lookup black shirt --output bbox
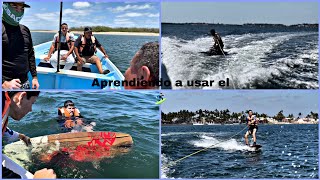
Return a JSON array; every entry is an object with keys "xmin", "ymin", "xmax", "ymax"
[
  {"xmin": 2, "ymin": 21, "xmax": 37, "ymax": 83},
  {"xmin": 74, "ymin": 35, "xmax": 101, "ymax": 56}
]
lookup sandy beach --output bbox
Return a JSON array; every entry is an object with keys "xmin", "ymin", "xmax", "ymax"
[{"xmin": 31, "ymin": 30, "xmax": 159, "ymax": 36}]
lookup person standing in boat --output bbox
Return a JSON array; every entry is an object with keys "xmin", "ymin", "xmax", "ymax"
[
  {"xmin": 44, "ymin": 23, "xmax": 75, "ymax": 70},
  {"xmin": 124, "ymin": 42, "xmax": 159, "ymax": 89},
  {"xmin": 74, "ymin": 27, "xmax": 110, "ymax": 74},
  {"xmin": 209, "ymin": 29, "xmax": 224, "ymax": 55},
  {"xmin": 244, "ymin": 110, "xmax": 258, "ymax": 146},
  {"xmin": 2, "ymin": 91, "xmax": 56, "ymax": 178},
  {"xmin": 2, "ymin": 2, "xmax": 39, "ymax": 90}
]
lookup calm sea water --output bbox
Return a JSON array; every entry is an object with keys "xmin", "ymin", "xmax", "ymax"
[
  {"xmin": 162, "ymin": 24, "xmax": 318, "ymax": 89},
  {"xmin": 31, "ymin": 32, "xmax": 159, "ymax": 74},
  {"xmin": 5, "ymin": 91, "xmax": 160, "ymax": 178},
  {"xmin": 162, "ymin": 124, "xmax": 318, "ymax": 179}
]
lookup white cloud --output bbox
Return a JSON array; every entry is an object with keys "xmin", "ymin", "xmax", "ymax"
[
  {"xmin": 34, "ymin": 12, "xmax": 60, "ymax": 21},
  {"xmin": 117, "ymin": 12, "xmax": 159, "ymax": 18},
  {"xmin": 40, "ymin": 8, "xmax": 47, "ymax": 11},
  {"xmin": 147, "ymin": 13, "xmax": 159, "ymax": 18},
  {"xmin": 64, "ymin": 8, "xmax": 92, "ymax": 17},
  {"xmin": 108, "ymin": 4, "xmax": 152, "ymax": 13},
  {"xmin": 72, "ymin": 2, "xmax": 91, "ymax": 9}
]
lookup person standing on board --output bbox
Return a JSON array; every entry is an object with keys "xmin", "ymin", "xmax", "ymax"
[
  {"xmin": 244, "ymin": 110, "xmax": 258, "ymax": 146},
  {"xmin": 2, "ymin": 91, "xmax": 56, "ymax": 178},
  {"xmin": 44, "ymin": 23, "xmax": 75, "ymax": 70},
  {"xmin": 74, "ymin": 27, "xmax": 110, "ymax": 74},
  {"xmin": 209, "ymin": 29, "xmax": 224, "ymax": 55},
  {"xmin": 124, "ymin": 42, "xmax": 159, "ymax": 89},
  {"xmin": 2, "ymin": 2, "xmax": 39, "ymax": 90}
]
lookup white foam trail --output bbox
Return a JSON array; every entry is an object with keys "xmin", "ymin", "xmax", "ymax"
[
  {"xmin": 161, "ymin": 154, "xmax": 176, "ymax": 179},
  {"xmin": 190, "ymin": 135, "xmax": 254, "ymax": 151},
  {"xmin": 163, "ymin": 32, "xmax": 317, "ymax": 89}
]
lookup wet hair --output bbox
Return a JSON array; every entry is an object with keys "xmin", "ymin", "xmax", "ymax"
[
  {"xmin": 64, "ymin": 100, "xmax": 74, "ymax": 107},
  {"xmin": 210, "ymin": 29, "xmax": 216, "ymax": 35},
  {"xmin": 248, "ymin": 110, "xmax": 253, "ymax": 113},
  {"xmin": 133, "ymin": 42, "xmax": 159, "ymax": 81},
  {"xmin": 61, "ymin": 23, "xmax": 68, "ymax": 27}
]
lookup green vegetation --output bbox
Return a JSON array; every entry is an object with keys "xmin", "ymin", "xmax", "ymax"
[
  {"xmin": 69, "ymin": 26, "xmax": 159, "ymax": 33},
  {"xmin": 162, "ymin": 109, "xmax": 318, "ymax": 125}
]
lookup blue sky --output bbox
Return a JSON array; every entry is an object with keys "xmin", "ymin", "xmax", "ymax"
[
  {"xmin": 161, "ymin": 91, "xmax": 318, "ymax": 117},
  {"xmin": 162, "ymin": 2, "xmax": 318, "ymax": 25},
  {"xmin": 19, "ymin": 1, "xmax": 159, "ymax": 30}
]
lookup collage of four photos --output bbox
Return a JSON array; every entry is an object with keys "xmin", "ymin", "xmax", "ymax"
[{"xmin": 1, "ymin": 0, "xmax": 319, "ymax": 179}]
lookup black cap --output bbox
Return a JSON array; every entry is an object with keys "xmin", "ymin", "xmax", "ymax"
[
  {"xmin": 84, "ymin": 27, "xmax": 92, "ymax": 32},
  {"xmin": 6, "ymin": 2, "xmax": 31, "ymax": 8}
]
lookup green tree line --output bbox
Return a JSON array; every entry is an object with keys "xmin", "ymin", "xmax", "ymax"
[
  {"xmin": 162, "ymin": 109, "xmax": 318, "ymax": 124},
  {"xmin": 69, "ymin": 26, "xmax": 159, "ymax": 33}
]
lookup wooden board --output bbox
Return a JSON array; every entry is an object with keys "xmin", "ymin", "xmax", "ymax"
[{"xmin": 3, "ymin": 131, "xmax": 133, "ymax": 168}]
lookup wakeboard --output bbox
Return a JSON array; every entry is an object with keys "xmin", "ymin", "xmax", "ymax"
[
  {"xmin": 249, "ymin": 144, "xmax": 262, "ymax": 150},
  {"xmin": 156, "ymin": 98, "xmax": 167, "ymax": 105}
]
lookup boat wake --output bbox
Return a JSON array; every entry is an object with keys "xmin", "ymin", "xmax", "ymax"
[
  {"xmin": 190, "ymin": 135, "xmax": 255, "ymax": 151},
  {"xmin": 162, "ymin": 32, "xmax": 318, "ymax": 89}
]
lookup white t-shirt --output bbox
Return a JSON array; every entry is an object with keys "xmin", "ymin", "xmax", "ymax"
[{"xmin": 52, "ymin": 32, "xmax": 75, "ymax": 43}]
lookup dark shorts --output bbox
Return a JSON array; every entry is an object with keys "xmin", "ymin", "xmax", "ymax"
[{"xmin": 248, "ymin": 125, "xmax": 258, "ymax": 134}]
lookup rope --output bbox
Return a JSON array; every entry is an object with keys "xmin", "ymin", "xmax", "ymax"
[{"xmin": 164, "ymin": 126, "xmax": 248, "ymax": 168}]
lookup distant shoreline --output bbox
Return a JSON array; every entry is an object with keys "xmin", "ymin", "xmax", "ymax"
[
  {"xmin": 162, "ymin": 123, "xmax": 318, "ymax": 126},
  {"xmin": 161, "ymin": 22, "xmax": 318, "ymax": 27},
  {"xmin": 30, "ymin": 30, "xmax": 159, "ymax": 37}
]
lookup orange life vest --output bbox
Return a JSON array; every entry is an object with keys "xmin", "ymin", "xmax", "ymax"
[
  {"xmin": 2, "ymin": 92, "xmax": 11, "ymax": 135},
  {"xmin": 58, "ymin": 107, "xmax": 80, "ymax": 118},
  {"xmin": 79, "ymin": 35, "xmax": 96, "ymax": 53},
  {"xmin": 54, "ymin": 32, "xmax": 72, "ymax": 51}
]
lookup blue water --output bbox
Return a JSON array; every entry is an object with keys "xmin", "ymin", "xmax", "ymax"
[
  {"xmin": 162, "ymin": 24, "xmax": 318, "ymax": 89},
  {"xmin": 6, "ymin": 91, "xmax": 160, "ymax": 178},
  {"xmin": 162, "ymin": 124, "xmax": 318, "ymax": 178},
  {"xmin": 31, "ymin": 32, "xmax": 159, "ymax": 74}
]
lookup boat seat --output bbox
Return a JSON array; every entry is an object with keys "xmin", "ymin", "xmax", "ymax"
[{"xmin": 39, "ymin": 54, "xmax": 92, "ymax": 68}]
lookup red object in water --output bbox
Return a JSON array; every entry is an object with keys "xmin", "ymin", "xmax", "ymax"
[{"xmin": 42, "ymin": 132, "xmax": 119, "ymax": 162}]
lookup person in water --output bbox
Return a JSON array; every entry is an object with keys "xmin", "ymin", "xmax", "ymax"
[
  {"xmin": 2, "ymin": 2, "xmax": 39, "ymax": 89},
  {"xmin": 244, "ymin": 110, "xmax": 258, "ymax": 146},
  {"xmin": 209, "ymin": 29, "xmax": 224, "ymax": 55},
  {"xmin": 2, "ymin": 91, "xmax": 56, "ymax": 178},
  {"xmin": 44, "ymin": 23, "xmax": 75, "ymax": 70},
  {"xmin": 58, "ymin": 100, "xmax": 83, "ymax": 131}
]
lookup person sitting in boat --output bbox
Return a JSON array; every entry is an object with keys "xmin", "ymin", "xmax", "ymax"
[
  {"xmin": 44, "ymin": 23, "xmax": 75, "ymax": 70},
  {"xmin": 74, "ymin": 27, "xmax": 109, "ymax": 74},
  {"xmin": 244, "ymin": 110, "xmax": 258, "ymax": 146},
  {"xmin": 209, "ymin": 29, "xmax": 224, "ymax": 55},
  {"xmin": 58, "ymin": 100, "xmax": 83, "ymax": 130},
  {"xmin": 124, "ymin": 42, "xmax": 159, "ymax": 89}
]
